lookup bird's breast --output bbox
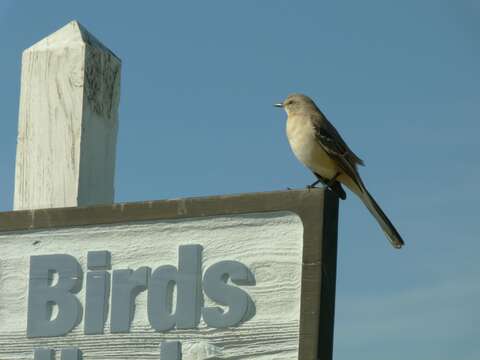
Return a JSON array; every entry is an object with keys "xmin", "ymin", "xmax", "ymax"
[{"xmin": 286, "ymin": 115, "xmax": 338, "ymax": 178}]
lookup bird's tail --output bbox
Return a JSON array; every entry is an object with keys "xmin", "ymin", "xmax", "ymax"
[{"xmin": 357, "ymin": 189, "xmax": 405, "ymax": 249}]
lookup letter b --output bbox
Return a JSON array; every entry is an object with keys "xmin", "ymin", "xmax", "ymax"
[{"xmin": 27, "ymin": 254, "xmax": 83, "ymax": 337}]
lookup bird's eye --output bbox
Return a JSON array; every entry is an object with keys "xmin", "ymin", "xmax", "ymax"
[{"xmin": 286, "ymin": 100, "xmax": 294, "ymax": 105}]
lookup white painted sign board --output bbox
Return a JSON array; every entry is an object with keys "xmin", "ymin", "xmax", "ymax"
[{"xmin": 0, "ymin": 190, "xmax": 338, "ymax": 360}]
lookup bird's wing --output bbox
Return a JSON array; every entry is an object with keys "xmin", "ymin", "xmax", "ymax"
[
  {"xmin": 311, "ymin": 111, "xmax": 366, "ymax": 193},
  {"xmin": 311, "ymin": 110, "xmax": 405, "ymax": 249}
]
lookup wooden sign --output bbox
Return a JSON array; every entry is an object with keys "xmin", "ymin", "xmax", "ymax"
[{"xmin": 0, "ymin": 189, "xmax": 338, "ymax": 360}]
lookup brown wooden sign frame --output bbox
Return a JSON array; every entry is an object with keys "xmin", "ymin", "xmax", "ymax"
[{"xmin": 0, "ymin": 188, "xmax": 338, "ymax": 360}]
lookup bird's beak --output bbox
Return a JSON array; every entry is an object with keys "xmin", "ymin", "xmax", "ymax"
[{"xmin": 274, "ymin": 103, "xmax": 283, "ymax": 108}]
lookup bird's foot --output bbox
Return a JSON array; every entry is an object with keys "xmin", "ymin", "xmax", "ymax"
[{"xmin": 325, "ymin": 182, "xmax": 347, "ymax": 200}]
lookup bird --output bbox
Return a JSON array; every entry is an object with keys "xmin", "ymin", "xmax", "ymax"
[{"xmin": 275, "ymin": 93, "xmax": 404, "ymax": 249}]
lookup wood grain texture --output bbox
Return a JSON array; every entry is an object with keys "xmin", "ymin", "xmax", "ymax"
[
  {"xmin": 0, "ymin": 189, "xmax": 339, "ymax": 360},
  {"xmin": 14, "ymin": 20, "xmax": 120, "ymax": 211},
  {"xmin": 0, "ymin": 212, "xmax": 304, "ymax": 359}
]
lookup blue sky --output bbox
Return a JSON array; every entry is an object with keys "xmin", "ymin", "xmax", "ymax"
[{"xmin": 0, "ymin": 1, "xmax": 478, "ymax": 359}]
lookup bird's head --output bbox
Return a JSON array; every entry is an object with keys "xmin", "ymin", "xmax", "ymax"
[{"xmin": 274, "ymin": 93, "xmax": 319, "ymax": 116}]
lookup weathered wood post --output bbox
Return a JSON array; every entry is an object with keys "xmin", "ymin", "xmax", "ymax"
[
  {"xmin": 14, "ymin": 20, "xmax": 121, "ymax": 210},
  {"xmin": 0, "ymin": 20, "xmax": 339, "ymax": 360}
]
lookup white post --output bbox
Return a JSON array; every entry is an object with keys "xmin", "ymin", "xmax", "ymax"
[{"xmin": 14, "ymin": 20, "xmax": 121, "ymax": 210}]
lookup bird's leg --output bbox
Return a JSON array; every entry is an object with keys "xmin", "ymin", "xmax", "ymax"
[
  {"xmin": 308, "ymin": 173, "xmax": 328, "ymax": 189},
  {"xmin": 329, "ymin": 182, "xmax": 347, "ymax": 200},
  {"xmin": 326, "ymin": 172, "xmax": 340, "ymax": 187},
  {"xmin": 307, "ymin": 178, "xmax": 322, "ymax": 189},
  {"xmin": 311, "ymin": 172, "xmax": 347, "ymax": 200},
  {"xmin": 326, "ymin": 172, "xmax": 347, "ymax": 200}
]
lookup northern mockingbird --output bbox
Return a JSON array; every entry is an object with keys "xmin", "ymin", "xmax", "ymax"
[{"xmin": 275, "ymin": 93, "xmax": 404, "ymax": 249}]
